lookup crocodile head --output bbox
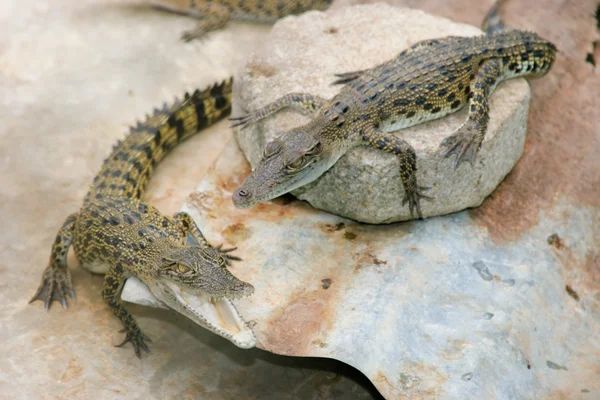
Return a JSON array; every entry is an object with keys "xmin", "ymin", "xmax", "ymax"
[
  {"xmin": 146, "ymin": 245, "xmax": 256, "ymax": 349},
  {"xmin": 233, "ymin": 127, "xmax": 338, "ymax": 208}
]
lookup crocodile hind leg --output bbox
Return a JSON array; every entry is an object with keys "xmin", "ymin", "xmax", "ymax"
[
  {"xmin": 362, "ymin": 128, "xmax": 432, "ymax": 219},
  {"xmin": 103, "ymin": 263, "xmax": 152, "ymax": 358},
  {"xmin": 173, "ymin": 212, "xmax": 241, "ymax": 265},
  {"xmin": 229, "ymin": 93, "xmax": 327, "ymax": 129},
  {"xmin": 30, "ymin": 213, "xmax": 78, "ymax": 310},
  {"xmin": 439, "ymin": 58, "xmax": 503, "ymax": 169},
  {"xmin": 151, "ymin": 0, "xmax": 232, "ymax": 41}
]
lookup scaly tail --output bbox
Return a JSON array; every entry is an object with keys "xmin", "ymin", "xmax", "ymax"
[
  {"xmin": 482, "ymin": 0, "xmax": 508, "ymax": 34},
  {"xmin": 85, "ymin": 78, "xmax": 234, "ymax": 203}
]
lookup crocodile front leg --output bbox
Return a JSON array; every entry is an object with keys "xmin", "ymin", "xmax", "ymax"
[
  {"xmin": 151, "ymin": 0, "xmax": 232, "ymax": 41},
  {"xmin": 103, "ymin": 263, "xmax": 152, "ymax": 358},
  {"xmin": 30, "ymin": 213, "xmax": 78, "ymax": 310},
  {"xmin": 179, "ymin": 2, "xmax": 232, "ymax": 42},
  {"xmin": 439, "ymin": 58, "xmax": 503, "ymax": 169},
  {"xmin": 173, "ymin": 212, "xmax": 241, "ymax": 265},
  {"xmin": 362, "ymin": 127, "xmax": 432, "ymax": 218},
  {"xmin": 230, "ymin": 93, "xmax": 327, "ymax": 129}
]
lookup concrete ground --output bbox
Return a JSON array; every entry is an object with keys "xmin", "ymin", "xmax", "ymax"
[{"xmin": 0, "ymin": 0, "xmax": 381, "ymax": 398}]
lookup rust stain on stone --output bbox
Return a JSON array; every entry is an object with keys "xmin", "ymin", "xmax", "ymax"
[
  {"xmin": 60, "ymin": 356, "xmax": 84, "ymax": 383},
  {"xmin": 460, "ymin": 0, "xmax": 600, "ymax": 243},
  {"xmin": 373, "ymin": 372, "xmax": 401, "ymax": 399},
  {"xmin": 260, "ymin": 283, "xmax": 336, "ymax": 356},
  {"xmin": 582, "ymin": 251, "xmax": 600, "ymax": 287},
  {"xmin": 221, "ymin": 222, "xmax": 252, "ymax": 244},
  {"xmin": 219, "ymin": 173, "xmax": 246, "ymax": 194},
  {"xmin": 247, "ymin": 62, "xmax": 278, "ymax": 78},
  {"xmin": 374, "ymin": 364, "xmax": 448, "ymax": 399}
]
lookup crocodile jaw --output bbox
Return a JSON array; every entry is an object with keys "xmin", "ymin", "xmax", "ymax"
[{"xmin": 154, "ymin": 280, "xmax": 256, "ymax": 349}]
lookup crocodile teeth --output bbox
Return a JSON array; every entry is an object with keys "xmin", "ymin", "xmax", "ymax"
[{"xmin": 159, "ymin": 281, "xmax": 256, "ymax": 349}]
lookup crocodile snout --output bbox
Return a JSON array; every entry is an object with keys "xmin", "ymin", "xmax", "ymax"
[{"xmin": 232, "ymin": 188, "xmax": 253, "ymax": 208}]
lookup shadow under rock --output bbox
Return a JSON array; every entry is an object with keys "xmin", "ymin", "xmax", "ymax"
[{"xmin": 132, "ymin": 306, "xmax": 383, "ymax": 399}]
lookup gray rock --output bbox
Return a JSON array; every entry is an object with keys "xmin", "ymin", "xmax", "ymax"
[
  {"xmin": 233, "ymin": 4, "xmax": 530, "ymax": 223},
  {"xmin": 123, "ymin": 139, "xmax": 600, "ymax": 399}
]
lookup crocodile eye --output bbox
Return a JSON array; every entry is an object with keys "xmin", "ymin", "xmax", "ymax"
[
  {"xmin": 217, "ymin": 256, "xmax": 226, "ymax": 266},
  {"xmin": 177, "ymin": 264, "xmax": 191, "ymax": 274},
  {"xmin": 287, "ymin": 156, "xmax": 305, "ymax": 170},
  {"xmin": 263, "ymin": 140, "xmax": 283, "ymax": 159},
  {"xmin": 306, "ymin": 142, "xmax": 322, "ymax": 155}
]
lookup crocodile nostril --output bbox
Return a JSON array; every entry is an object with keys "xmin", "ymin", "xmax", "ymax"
[{"xmin": 237, "ymin": 190, "xmax": 249, "ymax": 197}]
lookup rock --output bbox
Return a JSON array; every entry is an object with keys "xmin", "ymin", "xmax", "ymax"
[
  {"xmin": 123, "ymin": 138, "xmax": 600, "ymax": 399},
  {"xmin": 122, "ymin": 276, "xmax": 170, "ymax": 310},
  {"xmin": 233, "ymin": 4, "xmax": 530, "ymax": 223}
]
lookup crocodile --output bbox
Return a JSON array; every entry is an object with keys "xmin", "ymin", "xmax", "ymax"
[
  {"xmin": 150, "ymin": 0, "xmax": 333, "ymax": 41},
  {"xmin": 30, "ymin": 79, "xmax": 256, "ymax": 358},
  {"xmin": 230, "ymin": 12, "xmax": 557, "ymax": 218}
]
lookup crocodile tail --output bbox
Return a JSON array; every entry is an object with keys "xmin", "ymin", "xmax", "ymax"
[
  {"xmin": 482, "ymin": 0, "xmax": 508, "ymax": 34},
  {"xmin": 85, "ymin": 78, "xmax": 234, "ymax": 203}
]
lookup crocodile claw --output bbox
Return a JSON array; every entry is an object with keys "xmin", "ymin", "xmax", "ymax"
[
  {"xmin": 116, "ymin": 328, "xmax": 152, "ymax": 359},
  {"xmin": 402, "ymin": 186, "xmax": 433, "ymax": 219},
  {"xmin": 439, "ymin": 131, "xmax": 482, "ymax": 169},
  {"xmin": 229, "ymin": 114, "xmax": 254, "ymax": 129},
  {"xmin": 331, "ymin": 69, "xmax": 366, "ymax": 85},
  {"xmin": 180, "ymin": 27, "xmax": 208, "ymax": 43},
  {"xmin": 215, "ymin": 243, "xmax": 242, "ymax": 265},
  {"xmin": 29, "ymin": 265, "xmax": 75, "ymax": 311}
]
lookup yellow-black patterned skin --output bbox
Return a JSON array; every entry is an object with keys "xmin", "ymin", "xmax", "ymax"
[
  {"xmin": 231, "ymin": 30, "xmax": 557, "ymax": 218},
  {"xmin": 152, "ymin": 0, "xmax": 332, "ymax": 41},
  {"xmin": 31, "ymin": 80, "xmax": 254, "ymax": 358}
]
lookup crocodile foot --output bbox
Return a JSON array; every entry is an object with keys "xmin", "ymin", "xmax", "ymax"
[
  {"xmin": 439, "ymin": 131, "xmax": 483, "ymax": 169},
  {"xmin": 402, "ymin": 186, "xmax": 433, "ymax": 219},
  {"xmin": 214, "ymin": 244, "xmax": 242, "ymax": 265},
  {"xmin": 116, "ymin": 327, "xmax": 152, "ymax": 359},
  {"xmin": 228, "ymin": 112, "xmax": 256, "ymax": 129},
  {"xmin": 29, "ymin": 265, "xmax": 75, "ymax": 310},
  {"xmin": 181, "ymin": 28, "xmax": 206, "ymax": 42}
]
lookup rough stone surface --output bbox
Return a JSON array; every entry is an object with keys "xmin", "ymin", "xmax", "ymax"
[
  {"xmin": 125, "ymin": 138, "xmax": 600, "ymax": 399},
  {"xmin": 233, "ymin": 4, "xmax": 530, "ymax": 224}
]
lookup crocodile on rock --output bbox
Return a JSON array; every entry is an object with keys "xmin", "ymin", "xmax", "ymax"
[{"xmin": 230, "ymin": 7, "xmax": 557, "ymax": 218}]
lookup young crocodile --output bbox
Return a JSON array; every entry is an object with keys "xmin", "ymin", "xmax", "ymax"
[
  {"xmin": 230, "ymin": 26, "xmax": 557, "ymax": 218},
  {"xmin": 30, "ymin": 79, "xmax": 256, "ymax": 357},
  {"xmin": 150, "ymin": 0, "xmax": 332, "ymax": 41}
]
